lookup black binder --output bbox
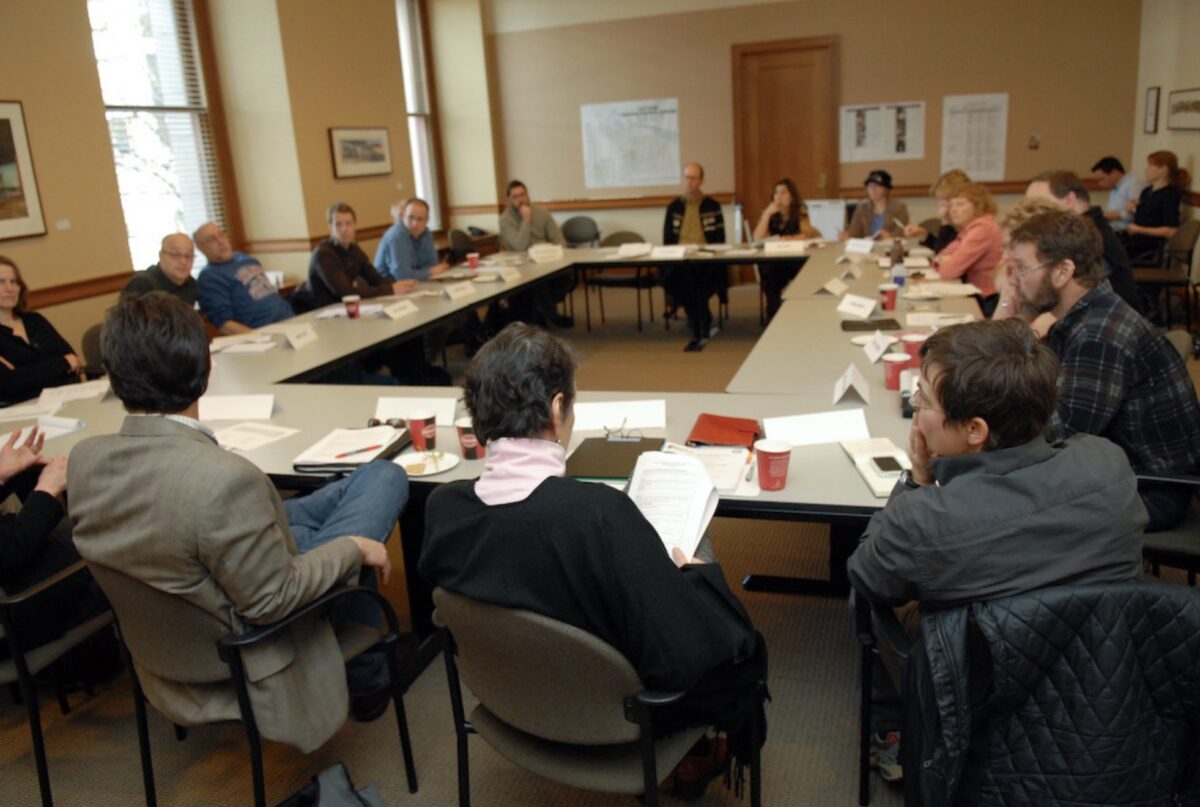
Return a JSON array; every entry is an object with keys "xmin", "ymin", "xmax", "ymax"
[{"xmin": 565, "ymin": 437, "xmax": 664, "ymax": 480}]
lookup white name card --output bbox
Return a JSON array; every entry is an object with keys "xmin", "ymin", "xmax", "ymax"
[
  {"xmin": 498, "ymin": 266, "xmax": 522, "ymax": 282},
  {"xmin": 284, "ymin": 324, "xmax": 317, "ymax": 350},
  {"xmin": 528, "ymin": 243, "xmax": 565, "ymax": 264},
  {"xmin": 650, "ymin": 245, "xmax": 689, "ymax": 260},
  {"xmin": 763, "ymin": 239, "xmax": 806, "ymax": 254},
  {"xmin": 878, "ymin": 257, "xmax": 893, "ymax": 269},
  {"xmin": 833, "ymin": 364, "xmax": 872, "ymax": 405},
  {"xmin": 904, "ymin": 256, "xmax": 931, "ymax": 268},
  {"xmin": 840, "ymin": 264, "xmax": 864, "ymax": 281},
  {"xmin": 845, "ymin": 238, "xmax": 875, "ymax": 255},
  {"xmin": 837, "ymin": 293, "xmax": 877, "ymax": 320},
  {"xmin": 818, "ymin": 277, "xmax": 849, "ymax": 296},
  {"xmin": 384, "ymin": 300, "xmax": 418, "ymax": 320},
  {"xmin": 443, "ymin": 280, "xmax": 477, "ymax": 301},
  {"xmin": 863, "ymin": 330, "xmax": 892, "ymax": 364}
]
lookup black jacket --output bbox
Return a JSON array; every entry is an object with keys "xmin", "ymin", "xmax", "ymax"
[
  {"xmin": 663, "ymin": 196, "xmax": 725, "ymax": 246},
  {"xmin": 1084, "ymin": 206, "xmax": 1142, "ymax": 313},
  {"xmin": 0, "ymin": 312, "xmax": 78, "ymax": 405}
]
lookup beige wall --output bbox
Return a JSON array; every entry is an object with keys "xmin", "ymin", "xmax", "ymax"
[{"xmin": 1132, "ymin": 0, "xmax": 1199, "ymax": 186}]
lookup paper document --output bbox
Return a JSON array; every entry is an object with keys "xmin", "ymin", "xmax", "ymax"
[
  {"xmin": 650, "ymin": 245, "xmax": 689, "ymax": 260},
  {"xmin": 615, "ymin": 242, "xmax": 653, "ymax": 259},
  {"xmin": 199, "ymin": 394, "xmax": 275, "ymax": 421},
  {"xmin": 293, "ymin": 426, "xmax": 408, "ymax": 472},
  {"xmin": 0, "ymin": 400, "xmax": 62, "ymax": 423},
  {"xmin": 841, "ymin": 438, "xmax": 912, "ymax": 497},
  {"xmin": 908, "ymin": 247, "xmax": 934, "ymax": 258},
  {"xmin": 763, "ymin": 408, "xmax": 870, "ymax": 447},
  {"xmin": 763, "ymin": 239, "xmax": 806, "ymax": 255},
  {"xmin": 903, "ymin": 257, "xmax": 931, "ymax": 268},
  {"xmin": 905, "ymin": 282, "xmax": 982, "ymax": 299},
  {"xmin": 662, "ymin": 442, "xmax": 751, "ymax": 494},
  {"xmin": 838, "ymin": 293, "xmax": 878, "ymax": 319},
  {"xmin": 210, "ymin": 333, "xmax": 274, "ymax": 353},
  {"xmin": 572, "ymin": 400, "xmax": 666, "ymax": 433},
  {"xmin": 221, "ymin": 340, "xmax": 278, "ymax": 354},
  {"xmin": 528, "ymin": 243, "xmax": 565, "ymax": 264},
  {"xmin": 213, "ymin": 422, "xmax": 300, "ymax": 452},
  {"xmin": 374, "ymin": 397, "xmax": 458, "ymax": 426},
  {"xmin": 844, "ymin": 238, "xmax": 875, "ymax": 255},
  {"xmin": 1, "ymin": 416, "xmax": 85, "ymax": 444},
  {"xmin": 627, "ymin": 452, "xmax": 718, "ymax": 560},
  {"xmin": 38, "ymin": 379, "xmax": 109, "ymax": 407}
]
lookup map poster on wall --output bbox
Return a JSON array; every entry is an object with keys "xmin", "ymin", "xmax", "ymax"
[
  {"xmin": 581, "ymin": 98, "xmax": 680, "ymax": 189},
  {"xmin": 838, "ymin": 101, "xmax": 925, "ymax": 163},
  {"xmin": 940, "ymin": 93, "xmax": 1008, "ymax": 182}
]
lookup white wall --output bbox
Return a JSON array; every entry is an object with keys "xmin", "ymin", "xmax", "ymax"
[{"xmin": 1132, "ymin": 0, "xmax": 1199, "ymax": 187}]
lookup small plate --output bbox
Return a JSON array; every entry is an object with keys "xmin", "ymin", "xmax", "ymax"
[
  {"xmin": 395, "ymin": 451, "xmax": 460, "ymax": 477},
  {"xmin": 850, "ymin": 334, "xmax": 899, "ymax": 346}
]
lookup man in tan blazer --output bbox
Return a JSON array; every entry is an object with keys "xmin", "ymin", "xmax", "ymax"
[{"xmin": 68, "ymin": 293, "xmax": 408, "ymax": 753}]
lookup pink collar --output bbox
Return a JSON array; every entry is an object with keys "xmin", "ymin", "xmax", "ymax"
[{"xmin": 474, "ymin": 437, "xmax": 566, "ymax": 505}]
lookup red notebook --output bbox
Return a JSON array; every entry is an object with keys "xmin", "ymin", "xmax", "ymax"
[{"xmin": 685, "ymin": 413, "xmax": 762, "ymax": 448}]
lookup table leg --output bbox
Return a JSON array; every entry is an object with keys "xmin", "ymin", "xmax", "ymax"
[
  {"xmin": 741, "ymin": 521, "xmax": 858, "ymax": 597},
  {"xmin": 399, "ymin": 484, "xmax": 436, "ymax": 638}
]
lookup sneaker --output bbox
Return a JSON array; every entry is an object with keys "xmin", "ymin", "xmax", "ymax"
[
  {"xmin": 673, "ymin": 735, "xmax": 729, "ymax": 801},
  {"xmin": 708, "ymin": 325, "xmax": 720, "ymax": 339},
  {"xmin": 870, "ymin": 731, "xmax": 903, "ymax": 782},
  {"xmin": 683, "ymin": 339, "xmax": 702, "ymax": 352}
]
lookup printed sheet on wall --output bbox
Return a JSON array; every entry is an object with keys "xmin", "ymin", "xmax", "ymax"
[
  {"xmin": 838, "ymin": 101, "xmax": 925, "ymax": 163},
  {"xmin": 581, "ymin": 98, "xmax": 681, "ymax": 189},
  {"xmin": 940, "ymin": 93, "xmax": 1008, "ymax": 181}
]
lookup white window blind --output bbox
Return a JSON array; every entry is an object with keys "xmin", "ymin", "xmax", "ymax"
[
  {"xmin": 88, "ymin": 0, "xmax": 225, "ymax": 270},
  {"xmin": 396, "ymin": 0, "xmax": 442, "ymax": 229}
]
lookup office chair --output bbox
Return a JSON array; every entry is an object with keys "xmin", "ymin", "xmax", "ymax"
[{"xmin": 580, "ymin": 230, "xmax": 657, "ymax": 332}]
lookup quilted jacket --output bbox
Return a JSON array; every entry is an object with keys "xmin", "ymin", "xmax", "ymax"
[{"xmin": 906, "ymin": 583, "xmax": 1200, "ymax": 806}]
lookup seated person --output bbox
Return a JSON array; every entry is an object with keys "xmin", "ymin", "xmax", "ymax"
[
  {"xmin": 752, "ymin": 177, "xmax": 820, "ymax": 321},
  {"xmin": 499, "ymin": 180, "xmax": 573, "ymax": 329},
  {"xmin": 1121, "ymin": 150, "xmax": 1189, "ymax": 263},
  {"xmin": 420, "ymin": 323, "xmax": 766, "ymax": 799},
  {"xmin": 847, "ymin": 318, "xmax": 1146, "ymax": 782},
  {"xmin": 123, "ymin": 233, "xmax": 198, "ymax": 307},
  {"xmin": 843, "ymin": 170, "xmax": 908, "ymax": 240},
  {"xmin": 194, "ymin": 222, "xmax": 296, "ymax": 334},
  {"xmin": 992, "ymin": 197, "xmax": 1060, "ymax": 335},
  {"xmin": 932, "ymin": 182, "xmax": 1003, "ymax": 316},
  {"xmin": 375, "ymin": 198, "xmax": 449, "ymax": 282},
  {"xmin": 1090, "ymin": 155, "xmax": 1144, "ymax": 233},
  {"xmin": 68, "ymin": 293, "xmax": 409, "ymax": 747},
  {"xmin": 662, "ymin": 163, "xmax": 727, "ymax": 351},
  {"xmin": 0, "ymin": 256, "xmax": 80, "ymax": 405},
  {"xmin": 903, "ymin": 169, "xmax": 970, "ymax": 252},
  {"xmin": 1007, "ymin": 209, "xmax": 1200, "ymax": 530}
]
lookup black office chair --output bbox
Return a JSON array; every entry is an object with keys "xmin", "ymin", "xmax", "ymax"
[
  {"xmin": 1134, "ymin": 219, "xmax": 1200, "ymax": 329},
  {"xmin": 561, "ymin": 216, "xmax": 600, "ymax": 248},
  {"xmin": 580, "ymin": 231, "xmax": 657, "ymax": 332},
  {"xmin": 447, "ymin": 229, "xmax": 475, "ymax": 264}
]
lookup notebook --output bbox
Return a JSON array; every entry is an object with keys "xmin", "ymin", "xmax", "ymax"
[
  {"xmin": 685, "ymin": 413, "xmax": 762, "ymax": 448},
  {"xmin": 565, "ymin": 437, "xmax": 664, "ymax": 481}
]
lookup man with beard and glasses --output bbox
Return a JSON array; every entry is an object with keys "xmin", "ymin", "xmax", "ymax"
[{"xmin": 1006, "ymin": 209, "xmax": 1200, "ymax": 530}]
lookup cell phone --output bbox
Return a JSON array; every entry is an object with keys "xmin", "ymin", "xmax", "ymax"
[{"xmin": 870, "ymin": 456, "xmax": 904, "ymax": 478}]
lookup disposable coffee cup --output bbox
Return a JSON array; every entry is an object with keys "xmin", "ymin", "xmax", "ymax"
[
  {"xmin": 342, "ymin": 294, "xmax": 362, "ymax": 319},
  {"xmin": 467, "ymin": 252, "xmax": 480, "ymax": 270},
  {"xmin": 753, "ymin": 438, "xmax": 792, "ymax": 491},
  {"xmin": 883, "ymin": 353, "xmax": 909, "ymax": 390},
  {"xmin": 455, "ymin": 416, "xmax": 484, "ymax": 460},
  {"xmin": 901, "ymin": 333, "xmax": 928, "ymax": 367},
  {"xmin": 878, "ymin": 282, "xmax": 899, "ymax": 311},
  {"xmin": 406, "ymin": 410, "xmax": 437, "ymax": 452}
]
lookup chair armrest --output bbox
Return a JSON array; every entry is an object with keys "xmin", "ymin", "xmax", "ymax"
[
  {"xmin": 635, "ymin": 689, "xmax": 689, "ymax": 708},
  {"xmin": 0, "ymin": 559, "xmax": 90, "ymax": 607},
  {"xmin": 1136, "ymin": 473, "xmax": 1200, "ymax": 488}
]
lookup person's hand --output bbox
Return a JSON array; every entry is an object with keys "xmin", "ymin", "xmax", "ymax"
[
  {"xmin": 838, "ymin": 230, "xmax": 849, "ymax": 242},
  {"xmin": 391, "ymin": 279, "xmax": 419, "ymax": 295},
  {"xmin": 908, "ymin": 421, "xmax": 935, "ymax": 485},
  {"xmin": 349, "ymin": 536, "xmax": 391, "ymax": 585},
  {"xmin": 904, "ymin": 224, "xmax": 928, "ymax": 239},
  {"xmin": 762, "ymin": 200, "xmax": 782, "ymax": 219},
  {"xmin": 0, "ymin": 426, "xmax": 46, "ymax": 484},
  {"xmin": 428, "ymin": 262, "xmax": 450, "ymax": 277},
  {"xmin": 64, "ymin": 353, "xmax": 81, "ymax": 373},
  {"xmin": 519, "ymin": 203, "xmax": 533, "ymax": 224},
  {"xmin": 34, "ymin": 456, "xmax": 67, "ymax": 499},
  {"xmin": 1127, "ymin": 224, "xmax": 1143, "ymax": 236},
  {"xmin": 670, "ymin": 547, "xmax": 706, "ymax": 567},
  {"xmin": 1125, "ymin": 198, "xmax": 1138, "ymax": 215}
]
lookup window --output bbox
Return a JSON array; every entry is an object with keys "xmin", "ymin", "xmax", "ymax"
[
  {"xmin": 88, "ymin": 0, "xmax": 225, "ymax": 270},
  {"xmin": 395, "ymin": 0, "xmax": 443, "ymax": 229}
]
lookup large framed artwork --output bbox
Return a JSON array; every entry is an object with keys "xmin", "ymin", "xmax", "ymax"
[
  {"xmin": 1166, "ymin": 87, "xmax": 1200, "ymax": 131},
  {"xmin": 328, "ymin": 127, "xmax": 392, "ymax": 178},
  {"xmin": 0, "ymin": 101, "xmax": 46, "ymax": 241}
]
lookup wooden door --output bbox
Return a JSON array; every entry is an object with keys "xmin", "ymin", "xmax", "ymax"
[{"xmin": 732, "ymin": 37, "xmax": 838, "ymax": 243}]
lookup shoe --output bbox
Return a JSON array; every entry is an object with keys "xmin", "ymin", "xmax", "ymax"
[
  {"xmin": 673, "ymin": 735, "xmax": 729, "ymax": 801},
  {"xmin": 683, "ymin": 339, "xmax": 703, "ymax": 352},
  {"xmin": 350, "ymin": 686, "xmax": 392, "ymax": 723},
  {"xmin": 708, "ymin": 325, "xmax": 720, "ymax": 339},
  {"xmin": 547, "ymin": 313, "xmax": 574, "ymax": 329},
  {"xmin": 870, "ymin": 731, "xmax": 903, "ymax": 782}
]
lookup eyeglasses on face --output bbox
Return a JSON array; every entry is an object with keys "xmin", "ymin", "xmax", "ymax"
[{"xmin": 1008, "ymin": 258, "xmax": 1056, "ymax": 280}]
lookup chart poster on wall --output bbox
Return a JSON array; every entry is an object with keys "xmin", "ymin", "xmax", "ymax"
[
  {"xmin": 581, "ymin": 98, "xmax": 680, "ymax": 189},
  {"xmin": 940, "ymin": 94, "xmax": 1008, "ymax": 182},
  {"xmin": 838, "ymin": 101, "xmax": 925, "ymax": 163}
]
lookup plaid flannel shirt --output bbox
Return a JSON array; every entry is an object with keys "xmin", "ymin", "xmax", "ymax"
[{"xmin": 1044, "ymin": 284, "xmax": 1200, "ymax": 475}]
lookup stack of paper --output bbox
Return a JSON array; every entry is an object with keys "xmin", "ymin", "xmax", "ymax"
[
  {"xmin": 627, "ymin": 451, "xmax": 718, "ymax": 560},
  {"xmin": 662, "ymin": 442, "xmax": 750, "ymax": 494},
  {"xmin": 213, "ymin": 422, "xmax": 300, "ymax": 452},
  {"xmin": 0, "ymin": 400, "xmax": 61, "ymax": 423},
  {"xmin": 39, "ymin": 379, "xmax": 109, "ymax": 406}
]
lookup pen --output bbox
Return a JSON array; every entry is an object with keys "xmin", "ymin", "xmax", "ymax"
[
  {"xmin": 893, "ymin": 218, "xmax": 907, "ymax": 229},
  {"xmin": 745, "ymin": 459, "xmax": 756, "ymax": 482},
  {"xmin": 335, "ymin": 444, "xmax": 381, "ymax": 459}
]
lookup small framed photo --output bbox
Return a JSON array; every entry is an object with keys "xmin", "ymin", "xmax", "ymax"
[
  {"xmin": 328, "ymin": 127, "xmax": 392, "ymax": 178},
  {"xmin": 1144, "ymin": 86, "xmax": 1160, "ymax": 134},
  {"xmin": 0, "ymin": 101, "xmax": 46, "ymax": 241},
  {"xmin": 1166, "ymin": 87, "xmax": 1200, "ymax": 131}
]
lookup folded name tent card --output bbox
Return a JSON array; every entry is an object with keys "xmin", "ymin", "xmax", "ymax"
[
  {"xmin": 903, "ymin": 256, "xmax": 932, "ymax": 268},
  {"xmin": 528, "ymin": 243, "xmax": 565, "ymax": 264},
  {"xmin": 837, "ymin": 293, "xmax": 878, "ymax": 320},
  {"xmin": 210, "ymin": 333, "xmax": 273, "ymax": 353},
  {"xmin": 878, "ymin": 257, "xmax": 893, "ymax": 269},
  {"xmin": 908, "ymin": 246, "xmax": 935, "ymax": 258},
  {"xmin": 844, "ymin": 237, "xmax": 875, "ymax": 255},
  {"xmin": 199, "ymin": 394, "xmax": 275, "ymax": 421},
  {"xmin": 443, "ymin": 280, "xmax": 477, "ymax": 300},
  {"xmin": 374, "ymin": 396, "xmax": 458, "ymax": 426},
  {"xmin": 615, "ymin": 242, "xmax": 653, "ymax": 259},
  {"xmin": 833, "ymin": 363, "xmax": 872, "ymax": 405},
  {"xmin": 763, "ymin": 239, "xmax": 806, "ymax": 254},
  {"xmin": 649, "ymin": 245, "xmax": 689, "ymax": 260},
  {"xmin": 817, "ymin": 277, "xmax": 849, "ymax": 296},
  {"xmin": 863, "ymin": 330, "xmax": 893, "ymax": 364},
  {"xmin": 571, "ymin": 399, "xmax": 666, "ymax": 433},
  {"xmin": 840, "ymin": 264, "xmax": 864, "ymax": 281},
  {"xmin": 258, "ymin": 322, "xmax": 318, "ymax": 349},
  {"xmin": 763, "ymin": 407, "xmax": 870, "ymax": 447},
  {"xmin": 384, "ymin": 300, "xmax": 418, "ymax": 320}
]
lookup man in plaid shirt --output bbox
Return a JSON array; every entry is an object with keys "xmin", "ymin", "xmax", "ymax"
[{"xmin": 1006, "ymin": 209, "xmax": 1200, "ymax": 530}]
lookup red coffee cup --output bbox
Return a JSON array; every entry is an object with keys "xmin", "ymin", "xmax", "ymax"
[
  {"xmin": 754, "ymin": 438, "xmax": 792, "ymax": 491},
  {"xmin": 342, "ymin": 294, "xmax": 361, "ymax": 318},
  {"xmin": 883, "ymin": 353, "xmax": 909, "ymax": 390},
  {"xmin": 406, "ymin": 410, "xmax": 437, "ymax": 452},
  {"xmin": 467, "ymin": 252, "xmax": 480, "ymax": 270},
  {"xmin": 878, "ymin": 283, "xmax": 899, "ymax": 311},
  {"xmin": 455, "ymin": 416, "xmax": 484, "ymax": 460},
  {"xmin": 900, "ymin": 333, "xmax": 928, "ymax": 368}
]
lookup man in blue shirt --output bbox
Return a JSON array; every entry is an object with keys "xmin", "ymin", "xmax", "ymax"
[
  {"xmin": 194, "ymin": 223, "xmax": 295, "ymax": 334},
  {"xmin": 1091, "ymin": 156, "xmax": 1145, "ymax": 233},
  {"xmin": 375, "ymin": 198, "xmax": 449, "ymax": 282}
]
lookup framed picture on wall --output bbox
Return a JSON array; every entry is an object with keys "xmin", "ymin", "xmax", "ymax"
[
  {"xmin": 0, "ymin": 101, "xmax": 46, "ymax": 241},
  {"xmin": 1166, "ymin": 87, "xmax": 1200, "ymax": 131},
  {"xmin": 1144, "ymin": 86, "xmax": 1160, "ymax": 134},
  {"xmin": 328, "ymin": 127, "xmax": 392, "ymax": 178}
]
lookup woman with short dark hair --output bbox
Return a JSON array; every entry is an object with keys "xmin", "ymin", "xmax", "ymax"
[
  {"xmin": 0, "ymin": 256, "xmax": 80, "ymax": 405},
  {"xmin": 420, "ymin": 322, "xmax": 766, "ymax": 799}
]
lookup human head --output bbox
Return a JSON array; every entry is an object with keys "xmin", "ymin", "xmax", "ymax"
[
  {"xmin": 102, "ymin": 292, "xmax": 211, "ymax": 414},
  {"xmin": 1090, "ymin": 156, "xmax": 1125, "ymax": 189},
  {"xmin": 192, "ymin": 222, "xmax": 234, "ymax": 264},
  {"xmin": 328, "ymin": 202, "xmax": 356, "ymax": 246},
  {"xmin": 0, "ymin": 256, "xmax": 29, "ymax": 314},
  {"xmin": 948, "ymin": 182, "xmax": 996, "ymax": 228},
  {"xmin": 683, "ymin": 163, "xmax": 704, "ymax": 197},
  {"xmin": 1007, "ymin": 210, "xmax": 1104, "ymax": 318},
  {"xmin": 1026, "ymin": 171, "xmax": 1090, "ymax": 211},
  {"xmin": 402, "ymin": 198, "xmax": 431, "ymax": 239},
  {"xmin": 930, "ymin": 169, "xmax": 970, "ymax": 221},
  {"xmin": 864, "ymin": 169, "xmax": 892, "ymax": 202},
  {"xmin": 771, "ymin": 178, "xmax": 801, "ymax": 222},
  {"xmin": 917, "ymin": 319, "xmax": 1059, "ymax": 454},
  {"xmin": 158, "ymin": 233, "xmax": 196, "ymax": 285},
  {"xmin": 506, "ymin": 180, "xmax": 529, "ymax": 210},
  {"xmin": 463, "ymin": 322, "xmax": 578, "ymax": 446},
  {"xmin": 1146, "ymin": 150, "xmax": 1190, "ymax": 190},
  {"xmin": 999, "ymin": 197, "xmax": 1060, "ymax": 234}
]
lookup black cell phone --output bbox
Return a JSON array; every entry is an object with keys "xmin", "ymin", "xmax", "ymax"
[
  {"xmin": 841, "ymin": 318, "xmax": 901, "ymax": 332},
  {"xmin": 870, "ymin": 456, "xmax": 904, "ymax": 477}
]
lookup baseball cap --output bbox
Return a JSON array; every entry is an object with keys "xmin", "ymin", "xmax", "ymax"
[{"xmin": 864, "ymin": 170, "xmax": 893, "ymax": 189}]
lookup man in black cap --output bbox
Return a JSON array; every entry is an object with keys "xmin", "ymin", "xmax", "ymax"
[{"xmin": 843, "ymin": 169, "xmax": 909, "ymax": 239}]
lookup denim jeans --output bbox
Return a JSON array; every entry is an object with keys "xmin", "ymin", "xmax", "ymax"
[{"xmin": 284, "ymin": 460, "xmax": 409, "ymax": 693}]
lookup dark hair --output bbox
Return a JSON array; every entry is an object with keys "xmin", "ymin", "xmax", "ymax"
[
  {"xmin": 1091, "ymin": 156, "xmax": 1125, "ymax": 175},
  {"xmin": 327, "ymin": 201, "xmax": 356, "ymax": 223},
  {"xmin": 1031, "ymin": 170, "xmax": 1090, "ymax": 205},
  {"xmin": 464, "ymin": 323, "xmax": 577, "ymax": 445},
  {"xmin": 506, "ymin": 180, "xmax": 527, "ymax": 198},
  {"xmin": 102, "ymin": 292, "xmax": 211, "ymax": 413},
  {"xmin": 0, "ymin": 255, "xmax": 29, "ymax": 313},
  {"xmin": 772, "ymin": 178, "xmax": 803, "ymax": 226},
  {"xmin": 1147, "ymin": 150, "xmax": 1191, "ymax": 191},
  {"xmin": 1008, "ymin": 210, "xmax": 1104, "ymax": 288},
  {"xmin": 920, "ymin": 319, "xmax": 1060, "ymax": 450}
]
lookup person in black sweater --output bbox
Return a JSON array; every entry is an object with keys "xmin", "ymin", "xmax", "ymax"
[
  {"xmin": 1122, "ymin": 150, "xmax": 1190, "ymax": 264},
  {"xmin": 420, "ymin": 323, "xmax": 766, "ymax": 800},
  {"xmin": 0, "ymin": 256, "xmax": 80, "ymax": 405},
  {"xmin": 752, "ymin": 177, "xmax": 820, "ymax": 321}
]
